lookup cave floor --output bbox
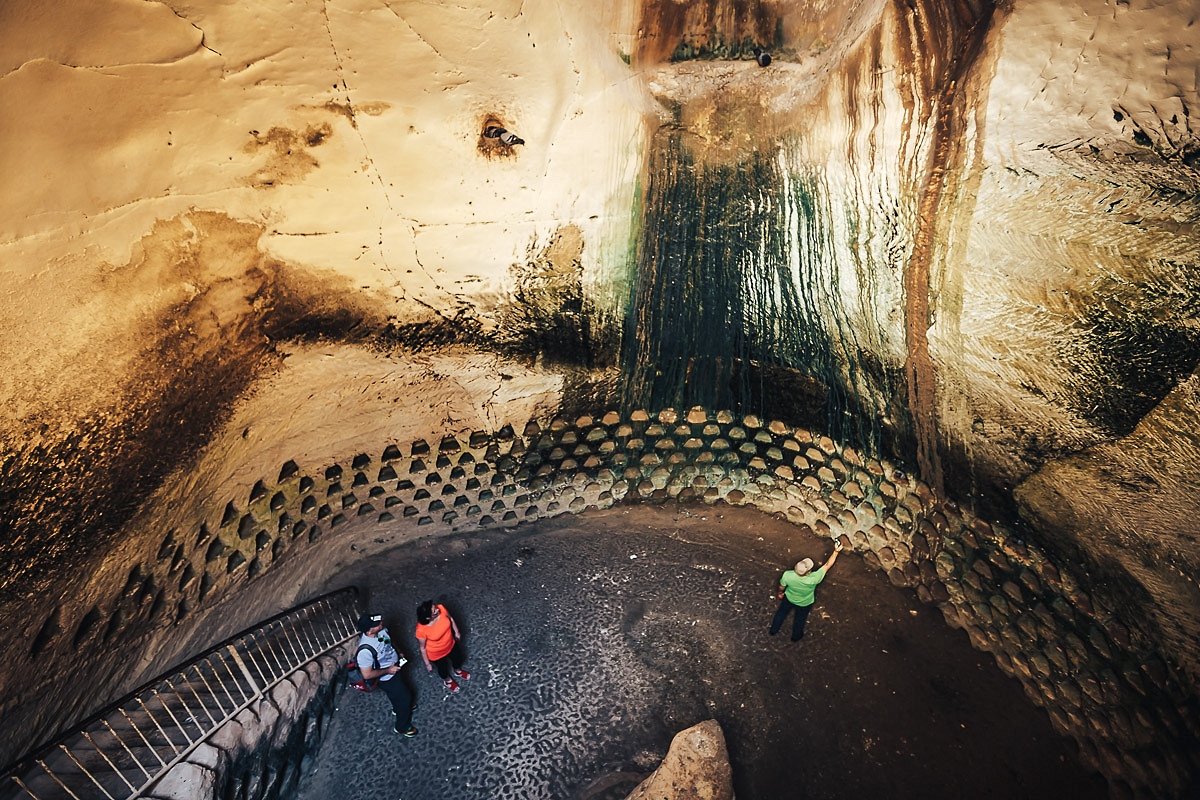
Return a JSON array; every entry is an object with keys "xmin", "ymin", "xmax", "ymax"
[{"xmin": 297, "ymin": 502, "xmax": 1107, "ymax": 800}]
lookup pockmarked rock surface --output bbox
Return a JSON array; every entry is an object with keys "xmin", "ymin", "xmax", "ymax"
[
  {"xmin": 297, "ymin": 505, "xmax": 1105, "ymax": 800},
  {"xmin": 624, "ymin": 720, "xmax": 733, "ymax": 800},
  {"xmin": 1, "ymin": 0, "xmax": 1198, "ymax": 794}
]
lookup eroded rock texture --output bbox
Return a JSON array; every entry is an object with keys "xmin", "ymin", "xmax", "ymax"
[
  {"xmin": 624, "ymin": 720, "xmax": 735, "ymax": 800},
  {"xmin": 0, "ymin": 0, "xmax": 1198, "ymax": 795}
]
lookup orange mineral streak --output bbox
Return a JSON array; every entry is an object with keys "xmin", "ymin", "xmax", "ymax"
[
  {"xmin": 894, "ymin": 0, "xmax": 996, "ymax": 497},
  {"xmin": 633, "ymin": 0, "xmax": 779, "ymax": 66}
]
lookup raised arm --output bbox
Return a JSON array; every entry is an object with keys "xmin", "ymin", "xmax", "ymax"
[{"xmin": 822, "ymin": 541, "xmax": 844, "ymax": 572}]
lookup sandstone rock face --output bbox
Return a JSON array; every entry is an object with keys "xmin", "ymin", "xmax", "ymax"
[
  {"xmin": 4, "ymin": 409, "xmax": 1189, "ymax": 795},
  {"xmin": 624, "ymin": 719, "xmax": 734, "ymax": 800},
  {"xmin": 0, "ymin": 0, "xmax": 1198, "ymax": 795}
]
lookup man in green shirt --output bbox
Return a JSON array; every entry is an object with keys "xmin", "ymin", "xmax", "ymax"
[{"xmin": 770, "ymin": 540, "xmax": 843, "ymax": 641}]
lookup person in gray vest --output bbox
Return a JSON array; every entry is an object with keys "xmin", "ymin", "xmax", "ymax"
[{"xmin": 356, "ymin": 613, "xmax": 418, "ymax": 737}]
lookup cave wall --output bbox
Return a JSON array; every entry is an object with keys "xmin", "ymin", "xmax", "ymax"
[
  {"xmin": 933, "ymin": 0, "xmax": 1200, "ymax": 693},
  {"xmin": 5, "ymin": 409, "xmax": 1197, "ymax": 795},
  {"xmin": 620, "ymin": 0, "xmax": 1200, "ymax": 697},
  {"xmin": 1, "ymin": 0, "xmax": 1199, "ymax": 794},
  {"xmin": 0, "ymin": 0, "xmax": 646, "ymax": 611}
]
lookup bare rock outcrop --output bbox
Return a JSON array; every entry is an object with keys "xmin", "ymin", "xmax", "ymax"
[{"xmin": 625, "ymin": 720, "xmax": 734, "ymax": 800}]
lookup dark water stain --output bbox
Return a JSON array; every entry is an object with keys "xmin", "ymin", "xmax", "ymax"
[
  {"xmin": 952, "ymin": 256, "xmax": 1200, "ymax": 520},
  {"xmin": 494, "ymin": 225, "xmax": 622, "ymax": 370},
  {"xmin": 0, "ymin": 207, "xmax": 631, "ymax": 613},
  {"xmin": 243, "ymin": 123, "xmax": 332, "ymax": 187},
  {"xmin": 0, "ymin": 333, "xmax": 267, "ymax": 604},
  {"xmin": 619, "ymin": 129, "xmax": 907, "ymax": 457},
  {"xmin": 891, "ymin": 0, "xmax": 1000, "ymax": 496},
  {"xmin": 1061, "ymin": 287, "xmax": 1200, "ymax": 437},
  {"xmin": 496, "ymin": 225, "xmax": 590, "ymax": 364},
  {"xmin": 0, "ymin": 213, "xmax": 394, "ymax": 607},
  {"xmin": 379, "ymin": 315, "xmax": 482, "ymax": 350},
  {"xmin": 635, "ymin": 0, "xmax": 780, "ymax": 65}
]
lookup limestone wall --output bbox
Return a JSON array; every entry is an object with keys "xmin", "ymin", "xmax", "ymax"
[
  {"xmin": 4, "ymin": 6, "xmax": 1199, "ymax": 791},
  {"xmin": 9, "ymin": 407, "xmax": 1196, "ymax": 797},
  {"xmin": 147, "ymin": 645, "xmax": 350, "ymax": 800}
]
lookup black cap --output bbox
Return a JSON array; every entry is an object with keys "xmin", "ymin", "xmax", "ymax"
[{"xmin": 357, "ymin": 613, "xmax": 382, "ymax": 633}]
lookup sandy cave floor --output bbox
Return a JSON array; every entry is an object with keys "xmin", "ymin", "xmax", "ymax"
[{"xmin": 297, "ymin": 503, "xmax": 1107, "ymax": 800}]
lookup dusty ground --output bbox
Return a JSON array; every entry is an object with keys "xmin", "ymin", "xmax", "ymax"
[{"xmin": 298, "ymin": 502, "xmax": 1107, "ymax": 800}]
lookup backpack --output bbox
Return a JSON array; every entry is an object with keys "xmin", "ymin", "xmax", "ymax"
[{"xmin": 346, "ymin": 644, "xmax": 380, "ymax": 692}]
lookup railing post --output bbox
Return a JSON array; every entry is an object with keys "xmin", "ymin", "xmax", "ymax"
[
  {"xmin": 225, "ymin": 645, "xmax": 263, "ymax": 696},
  {"xmin": 1, "ymin": 589, "xmax": 361, "ymax": 800}
]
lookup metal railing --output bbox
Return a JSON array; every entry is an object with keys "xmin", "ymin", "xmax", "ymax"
[{"xmin": 1, "ymin": 589, "xmax": 360, "ymax": 800}]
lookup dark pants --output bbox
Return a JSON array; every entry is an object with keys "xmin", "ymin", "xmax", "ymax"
[
  {"xmin": 379, "ymin": 674, "xmax": 413, "ymax": 731},
  {"xmin": 770, "ymin": 597, "xmax": 814, "ymax": 641},
  {"xmin": 432, "ymin": 642, "xmax": 466, "ymax": 681}
]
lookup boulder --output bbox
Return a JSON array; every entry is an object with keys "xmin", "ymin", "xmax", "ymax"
[{"xmin": 625, "ymin": 719, "xmax": 734, "ymax": 800}]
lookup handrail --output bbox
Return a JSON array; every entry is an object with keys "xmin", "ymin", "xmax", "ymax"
[{"xmin": 1, "ymin": 588, "xmax": 361, "ymax": 800}]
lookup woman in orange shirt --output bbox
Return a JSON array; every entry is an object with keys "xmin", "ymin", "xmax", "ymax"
[{"xmin": 415, "ymin": 600, "xmax": 471, "ymax": 693}]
